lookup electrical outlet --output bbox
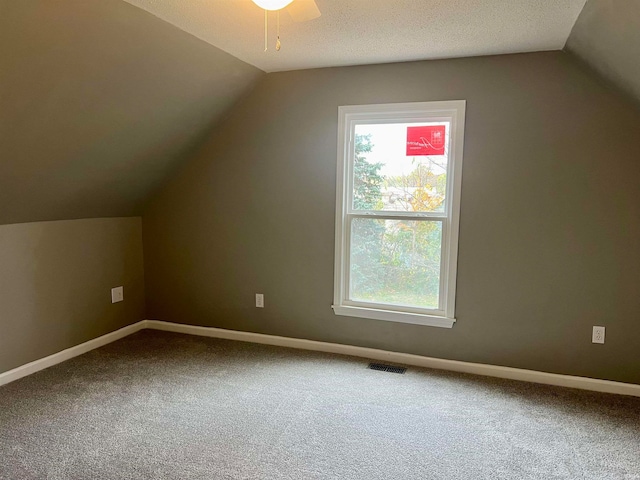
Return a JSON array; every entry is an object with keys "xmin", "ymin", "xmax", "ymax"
[
  {"xmin": 255, "ymin": 293, "xmax": 264, "ymax": 308},
  {"xmin": 111, "ymin": 286, "xmax": 124, "ymax": 304},
  {"xmin": 592, "ymin": 326, "xmax": 605, "ymax": 344}
]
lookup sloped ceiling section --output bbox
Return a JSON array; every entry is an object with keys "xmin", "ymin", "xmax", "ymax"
[
  {"xmin": 565, "ymin": 0, "xmax": 640, "ymax": 106},
  {"xmin": 0, "ymin": 0, "xmax": 264, "ymax": 226}
]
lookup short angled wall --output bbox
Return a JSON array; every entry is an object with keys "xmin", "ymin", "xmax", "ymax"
[
  {"xmin": 0, "ymin": 217, "xmax": 146, "ymax": 375},
  {"xmin": 2, "ymin": 319, "xmax": 639, "ymax": 398}
]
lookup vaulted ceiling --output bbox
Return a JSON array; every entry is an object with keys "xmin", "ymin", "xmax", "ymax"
[
  {"xmin": 1, "ymin": 0, "xmax": 639, "ymax": 226},
  {"xmin": 0, "ymin": 0, "xmax": 263, "ymax": 225},
  {"xmin": 566, "ymin": 0, "xmax": 640, "ymax": 106}
]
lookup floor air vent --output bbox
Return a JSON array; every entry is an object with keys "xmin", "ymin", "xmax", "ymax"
[{"xmin": 368, "ymin": 363, "xmax": 407, "ymax": 374}]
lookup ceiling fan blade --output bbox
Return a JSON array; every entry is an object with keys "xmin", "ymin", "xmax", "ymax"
[{"xmin": 286, "ymin": 0, "xmax": 321, "ymax": 22}]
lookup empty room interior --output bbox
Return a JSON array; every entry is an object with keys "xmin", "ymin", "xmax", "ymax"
[{"xmin": 2, "ymin": 0, "xmax": 640, "ymax": 478}]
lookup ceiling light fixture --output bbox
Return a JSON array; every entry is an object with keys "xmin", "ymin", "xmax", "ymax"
[
  {"xmin": 250, "ymin": 0, "xmax": 321, "ymax": 52},
  {"xmin": 252, "ymin": 0, "xmax": 292, "ymax": 52},
  {"xmin": 252, "ymin": 0, "xmax": 294, "ymax": 11}
]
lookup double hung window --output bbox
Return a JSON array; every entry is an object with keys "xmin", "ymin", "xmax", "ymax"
[{"xmin": 332, "ymin": 101, "xmax": 466, "ymax": 328}]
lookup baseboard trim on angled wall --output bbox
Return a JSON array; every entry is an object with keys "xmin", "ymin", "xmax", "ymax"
[
  {"xmin": 0, "ymin": 321, "xmax": 146, "ymax": 387},
  {"xmin": 145, "ymin": 320, "xmax": 640, "ymax": 397}
]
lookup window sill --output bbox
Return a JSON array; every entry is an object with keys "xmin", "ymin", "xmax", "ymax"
[{"xmin": 332, "ymin": 305, "xmax": 455, "ymax": 328}]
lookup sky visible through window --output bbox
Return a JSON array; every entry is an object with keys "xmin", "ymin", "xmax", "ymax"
[{"xmin": 355, "ymin": 122, "xmax": 449, "ymax": 178}]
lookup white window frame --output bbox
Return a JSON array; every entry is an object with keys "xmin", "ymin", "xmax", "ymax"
[{"xmin": 332, "ymin": 101, "xmax": 466, "ymax": 329}]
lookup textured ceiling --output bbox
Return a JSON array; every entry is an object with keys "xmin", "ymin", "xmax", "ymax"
[
  {"xmin": 122, "ymin": 0, "xmax": 587, "ymax": 72},
  {"xmin": 0, "ymin": 0, "xmax": 263, "ymax": 225},
  {"xmin": 566, "ymin": 0, "xmax": 640, "ymax": 107}
]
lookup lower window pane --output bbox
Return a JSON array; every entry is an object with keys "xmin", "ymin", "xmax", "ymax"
[{"xmin": 349, "ymin": 218, "xmax": 442, "ymax": 309}]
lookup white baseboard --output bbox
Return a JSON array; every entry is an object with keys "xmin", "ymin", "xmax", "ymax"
[
  {"xmin": 0, "ymin": 321, "xmax": 146, "ymax": 387},
  {"xmin": 146, "ymin": 320, "xmax": 640, "ymax": 398},
  {"xmin": 3, "ymin": 319, "xmax": 639, "ymax": 398}
]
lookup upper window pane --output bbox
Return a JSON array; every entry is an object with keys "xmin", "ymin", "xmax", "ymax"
[{"xmin": 352, "ymin": 122, "xmax": 449, "ymax": 213}]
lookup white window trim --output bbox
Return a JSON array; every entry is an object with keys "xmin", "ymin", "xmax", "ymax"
[{"xmin": 332, "ymin": 100, "xmax": 466, "ymax": 329}]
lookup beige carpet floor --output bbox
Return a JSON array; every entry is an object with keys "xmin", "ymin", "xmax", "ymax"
[{"xmin": 1, "ymin": 330, "xmax": 639, "ymax": 479}]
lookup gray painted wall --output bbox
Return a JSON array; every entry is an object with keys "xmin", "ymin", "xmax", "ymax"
[
  {"xmin": 0, "ymin": 217, "xmax": 145, "ymax": 374},
  {"xmin": 143, "ymin": 51, "xmax": 640, "ymax": 385},
  {"xmin": 0, "ymin": 0, "xmax": 264, "ymax": 226},
  {"xmin": 566, "ymin": 0, "xmax": 640, "ymax": 106}
]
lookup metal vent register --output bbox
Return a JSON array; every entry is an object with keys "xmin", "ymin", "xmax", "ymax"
[{"xmin": 368, "ymin": 363, "xmax": 407, "ymax": 374}]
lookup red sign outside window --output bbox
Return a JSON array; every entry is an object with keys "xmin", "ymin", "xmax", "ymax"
[{"xmin": 406, "ymin": 126, "xmax": 446, "ymax": 156}]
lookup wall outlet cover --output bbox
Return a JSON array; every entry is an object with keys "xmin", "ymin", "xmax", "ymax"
[
  {"xmin": 256, "ymin": 293, "xmax": 264, "ymax": 308},
  {"xmin": 592, "ymin": 326, "xmax": 605, "ymax": 344},
  {"xmin": 111, "ymin": 286, "xmax": 124, "ymax": 304}
]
